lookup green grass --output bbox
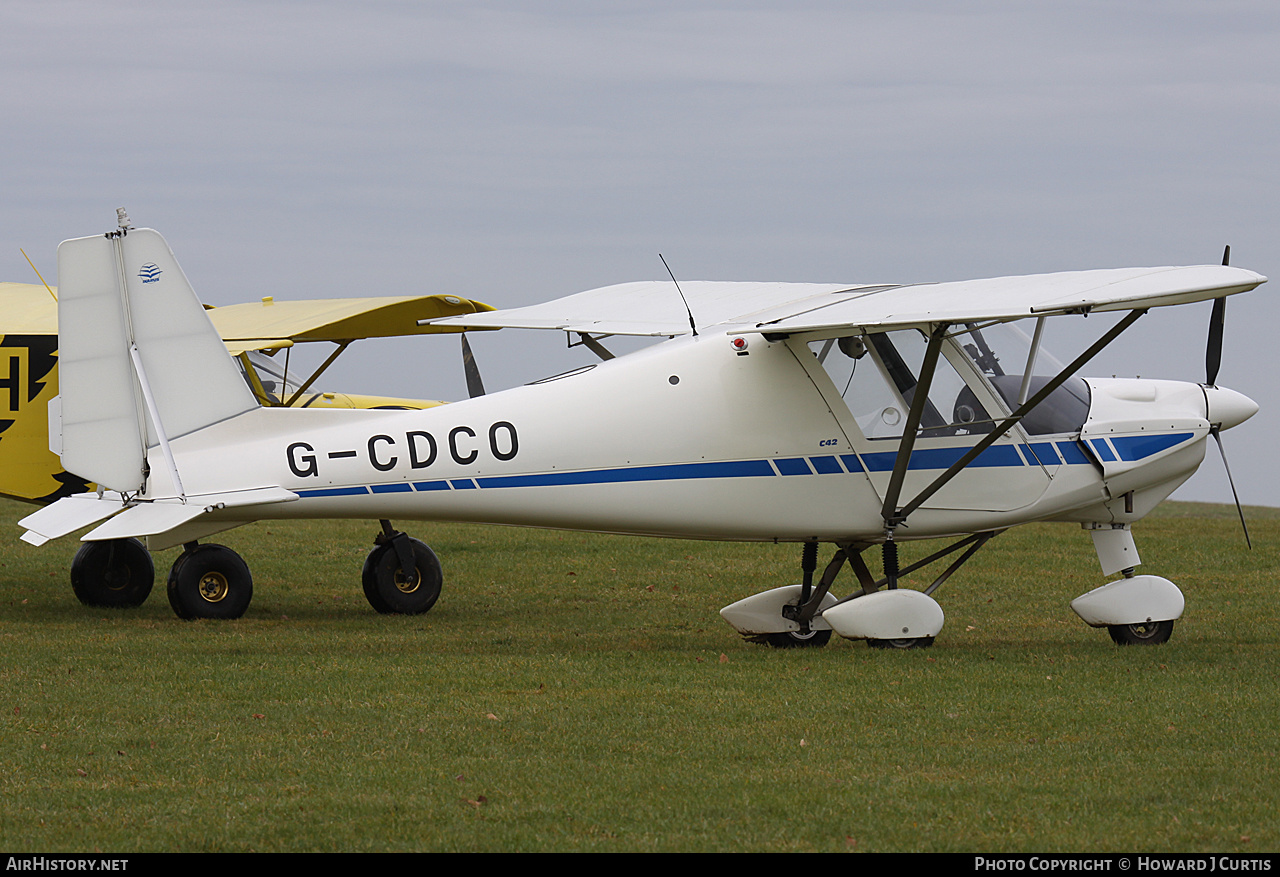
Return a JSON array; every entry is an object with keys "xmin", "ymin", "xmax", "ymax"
[{"xmin": 1, "ymin": 498, "xmax": 1277, "ymax": 852}]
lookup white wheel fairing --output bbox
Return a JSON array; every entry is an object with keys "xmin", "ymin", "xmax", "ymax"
[
  {"xmin": 719, "ymin": 585, "xmax": 838, "ymax": 636},
  {"xmin": 821, "ymin": 589, "xmax": 944, "ymax": 641},
  {"xmin": 1070, "ymin": 575, "xmax": 1184, "ymax": 627}
]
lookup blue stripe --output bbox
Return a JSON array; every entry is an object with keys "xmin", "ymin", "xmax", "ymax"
[
  {"xmin": 301, "ymin": 433, "xmax": 1163, "ymax": 501},
  {"xmin": 474, "ymin": 459, "xmax": 776, "ymax": 490},
  {"xmin": 861, "ymin": 444, "xmax": 1024, "ymax": 472},
  {"xmin": 1056, "ymin": 441, "xmax": 1091, "ymax": 464},
  {"xmin": 1025, "ymin": 442, "xmax": 1062, "ymax": 466},
  {"xmin": 296, "ymin": 486, "xmax": 370, "ymax": 498},
  {"xmin": 1109, "ymin": 432, "xmax": 1193, "ymax": 461},
  {"xmin": 1089, "ymin": 439, "xmax": 1118, "ymax": 462},
  {"xmin": 809, "ymin": 455, "xmax": 843, "ymax": 475},
  {"xmin": 774, "ymin": 457, "xmax": 812, "ymax": 476},
  {"xmin": 840, "ymin": 454, "xmax": 865, "ymax": 473}
]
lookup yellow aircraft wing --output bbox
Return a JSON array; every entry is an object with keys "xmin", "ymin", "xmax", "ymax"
[
  {"xmin": 1, "ymin": 284, "xmax": 494, "ymax": 503},
  {"xmin": 0, "ymin": 282, "xmax": 58, "ymax": 333},
  {"xmin": 206, "ymin": 294, "xmax": 495, "ymax": 352}
]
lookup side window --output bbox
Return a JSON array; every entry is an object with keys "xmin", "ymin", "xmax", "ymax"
[
  {"xmin": 951, "ymin": 322, "xmax": 1091, "ymax": 436},
  {"xmin": 809, "ymin": 331, "xmax": 993, "ymax": 440}
]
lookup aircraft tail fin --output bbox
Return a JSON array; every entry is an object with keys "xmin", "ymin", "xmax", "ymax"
[{"xmin": 56, "ymin": 225, "xmax": 257, "ymax": 494}]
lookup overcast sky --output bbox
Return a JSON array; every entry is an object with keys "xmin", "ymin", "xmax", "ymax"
[{"xmin": 3, "ymin": 1, "xmax": 1278, "ymax": 510}]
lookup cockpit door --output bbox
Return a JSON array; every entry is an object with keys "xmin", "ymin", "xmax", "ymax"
[{"xmin": 789, "ymin": 328, "xmax": 1053, "ymax": 513}]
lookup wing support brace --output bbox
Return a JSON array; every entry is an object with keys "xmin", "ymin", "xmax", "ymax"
[
  {"xmin": 283, "ymin": 341, "xmax": 352, "ymax": 407},
  {"xmin": 879, "ymin": 310, "xmax": 1147, "ymax": 532}
]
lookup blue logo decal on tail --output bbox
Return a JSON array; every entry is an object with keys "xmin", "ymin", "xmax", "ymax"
[{"xmin": 137, "ymin": 263, "xmax": 162, "ymax": 283}]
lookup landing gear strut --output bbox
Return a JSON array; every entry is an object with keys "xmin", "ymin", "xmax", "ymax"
[
  {"xmin": 362, "ymin": 521, "xmax": 443, "ymax": 615},
  {"xmin": 765, "ymin": 542, "xmax": 832, "ymax": 649},
  {"xmin": 70, "ymin": 538, "xmax": 154, "ymax": 608}
]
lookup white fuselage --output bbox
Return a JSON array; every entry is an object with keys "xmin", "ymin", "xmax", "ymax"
[{"xmin": 149, "ymin": 330, "xmax": 1219, "ymax": 544}]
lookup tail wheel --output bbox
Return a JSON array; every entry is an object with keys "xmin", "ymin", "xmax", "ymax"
[
  {"xmin": 70, "ymin": 538, "xmax": 154, "ymax": 608},
  {"xmin": 167, "ymin": 545, "xmax": 253, "ymax": 620},
  {"xmin": 362, "ymin": 538, "xmax": 442, "ymax": 615}
]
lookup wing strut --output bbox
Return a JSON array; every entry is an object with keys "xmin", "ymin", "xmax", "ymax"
[
  {"xmin": 880, "ymin": 323, "xmax": 950, "ymax": 530},
  {"xmin": 880, "ymin": 309, "xmax": 1147, "ymax": 531},
  {"xmin": 283, "ymin": 341, "xmax": 352, "ymax": 406}
]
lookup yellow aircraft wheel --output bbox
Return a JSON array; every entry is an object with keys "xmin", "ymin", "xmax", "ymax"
[
  {"xmin": 362, "ymin": 537, "xmax": 442, "ymax": 615},
  {"xmin": 167, "ymin": 544, "xmax": 253, "ymax": 620},
  {"xmin": 70, "ymin": 538, "xmax": 154, "ymax": 608}
]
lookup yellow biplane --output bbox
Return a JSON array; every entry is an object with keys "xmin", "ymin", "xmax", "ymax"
[{"xmin": 0, "ymin": 281, "xmax": 492, "ymax": 503}]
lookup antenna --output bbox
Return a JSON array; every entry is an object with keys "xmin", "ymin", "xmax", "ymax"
[{"xmin": 659, "ymin": 253, "xmax": 698, "ymax": 336}]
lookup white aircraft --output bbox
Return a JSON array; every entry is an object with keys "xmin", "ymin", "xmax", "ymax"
[{"xmin": 17, "ymin": 218, "xmax": 1264, "ymax": 648}]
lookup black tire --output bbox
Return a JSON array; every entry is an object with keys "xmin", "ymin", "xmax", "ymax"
[
  {"xmin": 1107, "ymin": 620, "xmax": 1174, "ymax": 646},
  {"xmin": 762, "ymin": 629, "xmax": 832, "ymax": 649},
  {"xmin": 361, "ymin": 544, "xmax": 394, "ymax": 613},
  {"xmin": 867, "ymin": 636, "xmax": 935, "ymax": 650},
  {"xmin": 166, "ymin": 544, "xmax": 253, "ymax": 620},
  {"xmin": 362, "ymin": 538, "xmax": 442, "ymax": 615},
  {"xmin": 70, "ymin": 538, "xmax": 154, "ymax": 608}
]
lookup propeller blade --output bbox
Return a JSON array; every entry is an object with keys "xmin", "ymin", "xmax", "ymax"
[
  {"xmin": 1211, "ymin": 427, "xmax": 1252, "ymax": 550},
  {"xmin": 461, "ymin": 333, "xmax": 486, "ymax": 398},
  {"xmin": 1205, "ymin": 244, "xmax": 1231, "ymax": 387},
  {"xmin": 1206, "ymin": 297, "xmax": 1225, "ymax": 387}
]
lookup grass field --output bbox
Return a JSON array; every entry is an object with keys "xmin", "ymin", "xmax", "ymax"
[{"xmin": 1, "ymin": 497, "xmax": 1277, "ymax": 852}]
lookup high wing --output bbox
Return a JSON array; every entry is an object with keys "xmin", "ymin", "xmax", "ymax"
[
  {"xmin": 423, "ymin": 280, "xmax": 872, "ymax": 336},
  {"xmin": 1, "ymin": 282, "xmax": 494, "ymax": 354},
  {"xmin": 427, "ymin": 266, "xmax": 1265, "ymax": 337}
]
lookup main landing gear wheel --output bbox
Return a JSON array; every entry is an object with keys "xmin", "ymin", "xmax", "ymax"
[
  {"xmin": 362, "ymin": 538, "xmax": 442, "ymax": 615},
  {"xmin": 70, "ymin": 538, "xmax": 154, "ymax": 608},
  {"xmin": 1107, "ymin": 620, "xmax": 1174, "ymax": 646},
  {"xmin": 867, "ymin": 636, "xmax": 935, "ymax": 650},
  {"xmin": 762, "ymin": 629, "xmax": 832, "ymax": 649},
  {"xmin": 167, "ymin": 544, "xmax": 253, "ymax": 620}
]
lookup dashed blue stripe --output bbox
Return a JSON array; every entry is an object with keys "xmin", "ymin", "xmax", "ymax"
[{"xmin": 296, "ymin": 434, "xmax": 1191, "ymax": 499}]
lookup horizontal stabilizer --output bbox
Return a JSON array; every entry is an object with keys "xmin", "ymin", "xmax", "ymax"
[
  {"xmin": 83, "ymin": 501, "xmax": 208, "ymax": 542},
  {"xmin": 19, "ymin": 486, "xmax": 297, "ymax": 547},
  {"xmin": 83, "ymin": 486, "xmax": 298, "ymax": 542},
  {"xmin": 18, "ymin": 492, "xmax": 127, "ymax": 545}
]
